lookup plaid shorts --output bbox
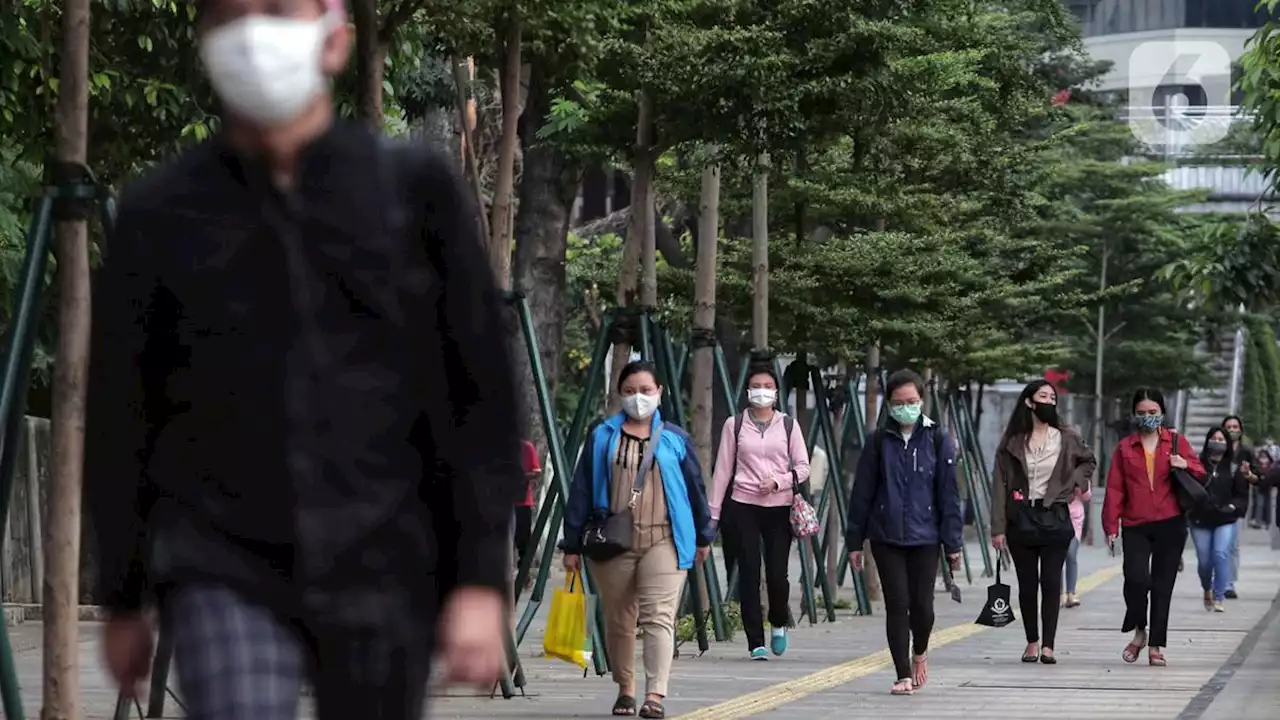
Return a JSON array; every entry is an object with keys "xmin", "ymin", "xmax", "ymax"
[{"xmin": 168, "ymin": 583, "xmax": 433, "ymax": 720}]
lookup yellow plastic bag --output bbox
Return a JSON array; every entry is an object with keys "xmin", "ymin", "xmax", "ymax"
[{"xmin": 543, "ymin": 571, "xmax": 592, "ymax": 670}]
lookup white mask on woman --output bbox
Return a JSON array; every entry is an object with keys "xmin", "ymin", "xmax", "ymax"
[
  {"xmin": 621, "ymin": 392, "xmax": 661, "ymax": 421},
  {"xmin": 200, "ymin": 13, "xmax": 336, "ymax": 127},
  {"xmin": 747, "ymin": 388, "xmax": 777, "ymax": 408}
]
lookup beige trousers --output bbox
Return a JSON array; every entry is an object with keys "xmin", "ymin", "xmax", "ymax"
[{"xmin": 588, "ymin": 541, "xmax": 685, "ymax": 696}]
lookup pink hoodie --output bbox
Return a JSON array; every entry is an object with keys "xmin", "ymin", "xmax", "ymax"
[
  {"xmin": 1070, "ymin": 487, "xmax": 1092, "ymax": 539},
  {"xmin": 709, "ymin": 411, "xmax": 811, "ymax": 520}
]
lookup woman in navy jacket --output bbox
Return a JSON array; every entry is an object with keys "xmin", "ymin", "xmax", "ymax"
[{"xmin": 846, "ymin": 369, "xmax": 963, "ymax": 696}]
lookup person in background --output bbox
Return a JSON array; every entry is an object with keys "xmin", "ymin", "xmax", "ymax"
[
  {"xmin": 990, "ymin": 380, "xmax": 1096, "ymax": 664},
  {"xmin": 84, "ymin": 1, "xmax": 522, "ymax": 716},
  {"xmin": 562, "ymin": 361, "xmax": 715, "ymax": 719},
  {"xmin": 513, "ymin": 440, "xmax": 542, "ymax": 581},
  {"xmin": 1221, "ymin": 415, "xmax": 1255, "ymax": 598},
  {"xmin": 709, "ymin": 364, "xmax": 811, "ymax": 660},
  {"xmin": 1188, "ymin": 427, "xmax": 1247, "ymax": 613},
  {"xmin": 846, "ymin": 369, "xmax": 963, "ymax": 696},
  {"xmin": 1063, "ymin": 483, "xmax": 1091, "ymax": 609},
  {"xmin": 1103, "ymin": 389, "xmax": 1203, "ymax": 667}
]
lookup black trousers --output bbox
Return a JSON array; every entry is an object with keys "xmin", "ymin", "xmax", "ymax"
[
  {"xmin": 512, "ymin": 505, "xmax": 533, "ymax": 568},
  {"xmin": 870, "ymin": 542, "xmax": 939, "ymax": 680},
  {"xmin": 720, "ymin": 499, "xmax": 741, "ymax": 588},
  {"xmin": 728, "ymin": 499, "xmax": 794, "ymax": 649},
  {"xmin": 1121, "ymin": 515, "xmax": 1187, "ymax": 648},
  {"xmin": 1008, "ymin": 537, "xmax": 1070, "ymax": 648}
]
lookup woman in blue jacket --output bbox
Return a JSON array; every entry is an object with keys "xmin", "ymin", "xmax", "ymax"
[
  {"xmin": 846, "ymin": 369, "xmax": 963, "ymax": 696},
  {"xmin": 562, "ymin": 361, "xmax": 715, "ymax": 719}
]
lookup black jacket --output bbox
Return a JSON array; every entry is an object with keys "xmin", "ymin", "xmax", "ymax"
[
  {"xmin": 1190, "ymin": 455, "xmax": 1249, "ymax": 528},
  {"xmin": 83, "ymin": 121, "xmax": 524, "ymax": 624}
]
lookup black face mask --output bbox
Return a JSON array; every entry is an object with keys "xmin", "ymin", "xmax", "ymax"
[
  {"xmin": 1206, "ymin": 442, "xmax": 1227, "ymax": 455},
  {"xmin": 1032, "ymin": 402, "xmax": 1058, "ymax": 425}
]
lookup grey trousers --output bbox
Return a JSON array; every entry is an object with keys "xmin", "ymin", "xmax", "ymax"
[{"xmin": 168, "ymin": 583, "xmax": 432, "ymax": 720}]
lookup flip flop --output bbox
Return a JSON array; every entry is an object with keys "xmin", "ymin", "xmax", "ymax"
[
  {"xmin": 1122, "ymin": 641, "xmax": 1145, "ymax": 663},
  {"xmin": 639, "ymin": 700, "xmax": 666, "ymax": 718},
  {"xmin": 613, "ymin": 695, "xmax": 637, "ymax": 716},
  {"xmin": 912, "ymin": 653, "xmax": 929, "ymax": 688},
  {"xmin": 891, "ymin": 678, "xmax": 914, "ymax": 695}
]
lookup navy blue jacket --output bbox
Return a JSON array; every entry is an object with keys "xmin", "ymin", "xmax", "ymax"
[{"xmin": 845, "ymin": 417, "xmax": 964, "ymax": 553}]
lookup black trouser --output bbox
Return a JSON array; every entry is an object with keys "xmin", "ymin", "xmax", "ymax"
[
  {"xmin": 870, "ymin": 542, "xmax": 939, "ymax": 680},
  {"xmin": 1008, "ymin": 537, "xmax": 1070, "ymax": 649},
  {"xmin": 512, "ymin": 505, "xmax": 533, "ymax": 568},
  {"xmin": 720, "ymin": 499, "xmax": 741, "ymax": 588},
  {"xmin": 729, "ymin": 499, "xmax": 794, "ymax": 649},
  {"xmin": 1121, "ymin": 515, "xmax": 1187, "ymax": 648}
]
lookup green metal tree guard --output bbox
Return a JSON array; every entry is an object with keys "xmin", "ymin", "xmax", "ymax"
[{"xmin": 0, "ymin": 169, "xmax": 116, "ymax": 720}]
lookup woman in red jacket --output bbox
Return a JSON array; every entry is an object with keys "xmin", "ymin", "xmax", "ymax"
[{"xmin": 1102, "ymin": 388, "xmax": 1204, "ymax": 667}]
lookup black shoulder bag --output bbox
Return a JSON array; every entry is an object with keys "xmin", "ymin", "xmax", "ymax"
[
  {"xmin": 1169, "ymin": 431, "xmax": 1211, "ymax": 513},
  {"xmin": 1005, "ymin": 435, "xmax": 1074, "ymax": 547},
  {"xmin": 581, "ymin": 423, "xmax": 664, "ymax": 561}
]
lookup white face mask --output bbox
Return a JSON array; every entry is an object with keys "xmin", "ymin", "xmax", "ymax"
[
  {"xmin": 621, "ymin": 392, "xmax": 661, "ymax": 421},
  {"xmin": 747, "ymin": 388, "xmax": 777, "ymax": 408},
  {"xmin": 200, "ymin": 14, "xmax": 335, "ymax": 127}
]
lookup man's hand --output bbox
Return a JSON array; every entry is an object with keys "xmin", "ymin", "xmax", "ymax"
[
  {"xmin": 992, "ymin": 534, "xmax": 1006, "ymax": 550},
  {"xmin": 849, "ymin": 551, "xmax": 863, "ymax": 572},
  {"xmin": 102, "ymin": 612, "xmax": 154, "ymax": 698},
  {"xmin": 438, "ymin": 587, "xmax": 508, "ymax": 690},
  {"xmin": 563, "ymin": 553, "xmax": 581, "ymax": 573},
  {"xmin": 946, "ymin": 552, "xmax": 962, "ymax": 572}
]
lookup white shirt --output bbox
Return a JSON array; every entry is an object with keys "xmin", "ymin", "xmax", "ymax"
[{"xmin": 1025, "ymin": 427, "xmax": 1062, "ymax": 501}]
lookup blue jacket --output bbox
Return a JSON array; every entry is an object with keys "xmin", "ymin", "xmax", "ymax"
[
  {"xmin": 563, "ymin": 411, "xmax": 715, "ymax": 569},
  {"xmin": 845, "ymin": 416, "xmax": 964, "ymax": 553}
]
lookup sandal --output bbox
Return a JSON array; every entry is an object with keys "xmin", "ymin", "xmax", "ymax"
[
  {"xmin": 613, "ymin": 695, "xmax": 637, "ymax": 716},
  {"xmin": 638, "ymin": 700, "xmax": 665, "ymax": 718},
  {"xmin": 912, "ymin": 653, "xmax": 928, "ymax": 688},
  {"xmin": 1122, "ymin": 640, "xmax": 1146, "ymax": 664},
  {"xmin": 1149, "ymin": 648, "xmax": 1167, "ymax": 667},
  {"xmin": 891, "ymin": 678, "xmax": 914, "ymax": 695}
]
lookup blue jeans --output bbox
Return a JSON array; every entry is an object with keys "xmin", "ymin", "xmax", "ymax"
[
  {"xmin": 1063, "ymin": 536, "xmax": 1079, "ymax": 594},
  {"xmin": 1190, "ymin": 523, "xmax": 1237, "ymax": 601}
]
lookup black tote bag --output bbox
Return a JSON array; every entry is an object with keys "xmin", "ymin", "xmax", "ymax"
[
  {"xmin": 1169, "ymin": 431, "xmax": 1211, "ymax": 513},
  {"xmin": 975, "ymin": 559, "xmax": 1016, "ymax": 628}
]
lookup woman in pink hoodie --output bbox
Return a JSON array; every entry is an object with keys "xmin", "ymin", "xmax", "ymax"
[
  {"xmin": 710, "ymin": 364, "xmax": 811, "ymax": 660},
  {"xmin": 1062, "ymin": 485, "xmax": 1091, "ymax": 608}
]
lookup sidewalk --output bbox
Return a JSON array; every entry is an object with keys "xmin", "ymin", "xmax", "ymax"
[{"xmin": 7, "ymin": 529, "xmax": 1278, "ymax": 719}]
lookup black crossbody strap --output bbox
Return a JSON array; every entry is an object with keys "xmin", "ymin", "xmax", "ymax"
[{"xmin": 629, "ymin": 422, "xmax": 664, "ymax": 509}]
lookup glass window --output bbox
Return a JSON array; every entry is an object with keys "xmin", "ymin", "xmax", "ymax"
[{"xmin": 1080, "ymin": 0, "xmax": 1268, "ymax": 37}]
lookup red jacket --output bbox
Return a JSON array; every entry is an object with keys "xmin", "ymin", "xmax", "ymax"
[{"xmin": 1102, "ymin": 428, "xmax": 1204, "ymax": 537}]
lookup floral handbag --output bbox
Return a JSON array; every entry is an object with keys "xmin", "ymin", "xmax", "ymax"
[{"xmin": 790, "ymin": 495, "xmax": 821, "ymax": 538}]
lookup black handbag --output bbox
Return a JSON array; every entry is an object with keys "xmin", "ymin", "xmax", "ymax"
[
  {"xmin": 581, "ymin": 423, "xmax": 663, "ymax": 561},
  {"xmin": 1169, "ymin": 431, "xmax": 1211, "ymax": 513},
  {"xmin": 975, "ymin": 560, "xmax": 1015, "ymax": 628},
  {"xmin": 1007, "ymin": 498, "xmax": 1074, "ymax": 547}
]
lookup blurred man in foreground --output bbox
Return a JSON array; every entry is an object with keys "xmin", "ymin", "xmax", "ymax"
[{"xmin": 83, "ymin": 0, "xmax": 523, "ymax": 717}]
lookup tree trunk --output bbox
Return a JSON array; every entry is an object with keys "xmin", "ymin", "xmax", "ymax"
[
  {"xmin": 512, "ymin": 64, "xmax": 579, "ymax": 460},
  {"xmin": 608, "ymin": 90, "xmax": 652, "ymax": 411},
  {"xmin": 690, "ymin": 157, "xmax": 719, "ymax": 609},
  {"xmin": 350, "ymin": 0, "xmax": 387, "ymax": 126},
  {"xmin": 751, "ymin": 152, "xmax": 769, "ymax": 350},
  {"xmin": 452, "ymin": 56, "xmax": 489, "ymax": 241},
  {"xmin": 44, "ymin": 1, "xmax": 91, "ymax": 717},
  {"xmin": 862, "ymin": 342, "xmax": 881, "ymax": 601},
  {"xmin": 488, "ymin": 20, "xmax": 522, "ymax": 288}
]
